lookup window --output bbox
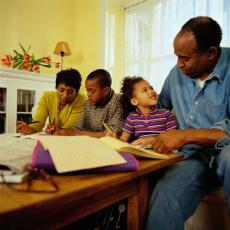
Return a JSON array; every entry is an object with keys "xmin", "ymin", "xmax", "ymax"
[{"xmin": 123, "ymin": 0, "xmax": 230, "ymax": 93}]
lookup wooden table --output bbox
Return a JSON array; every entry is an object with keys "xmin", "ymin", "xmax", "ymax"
[{"xmin": 0, "ymin": 155, "xmax": 183, "ymax": 230}]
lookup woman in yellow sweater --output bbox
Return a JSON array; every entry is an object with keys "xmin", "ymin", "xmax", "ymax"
[{"xmin": 17, "ymin": 68, "xmax": 86, "ymax": 135}]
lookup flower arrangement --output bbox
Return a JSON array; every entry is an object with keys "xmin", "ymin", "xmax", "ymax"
[{"xmin": 1, "ymin": 43, "xmax": 60, "ymax": 73}]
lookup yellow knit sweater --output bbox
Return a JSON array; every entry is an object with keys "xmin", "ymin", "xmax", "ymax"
[{"xmin": 30, "ymin": 91, "xmax": 86, "ymax": 132}]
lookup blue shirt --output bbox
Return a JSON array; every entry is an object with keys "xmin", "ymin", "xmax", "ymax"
[{"xmin": 158, "ymin": 47, "xmax": 230, "ymax": 158}]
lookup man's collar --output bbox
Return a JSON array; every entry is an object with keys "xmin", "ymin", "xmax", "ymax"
[{"xmin": 209, "ymin": 47, "xmax": 228, "ymax": 83}]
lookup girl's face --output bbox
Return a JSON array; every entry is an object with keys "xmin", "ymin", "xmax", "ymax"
[
  {"xmin": 57, "ymin": 83, "xmax": 77, "ymax": 105},
  {"xmin": 131, "ymin": 80, "xmax": 158, "ymax": 108}
]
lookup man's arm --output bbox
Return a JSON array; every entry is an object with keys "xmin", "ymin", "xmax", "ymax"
[{"xmin": 152, "ymin": 129, "xmax": 227, "ymax": 154}]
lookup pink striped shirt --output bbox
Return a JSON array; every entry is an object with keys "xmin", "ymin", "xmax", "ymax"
[{"xmin": 122, "ymin": 108, "xmax": 177, "ymax": 138}]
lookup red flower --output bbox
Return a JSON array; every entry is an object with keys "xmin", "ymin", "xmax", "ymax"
[
  {"xmin": 1, "ymin": 55, "xmax": 13, "ymax": 67},
  {"xmin": 1, "ymin": 43, "xmax": 61, "ymax": 73},
  {"xmin": 22, "ymin": 62, "xmax": 30, "ymax": 71},
  {"xmin": 5, "ymin": 55, "xmax": 13, "ymax": 61},
  {"xmin": 32, "ymin": 64, "xmax": 40, "ymax": 73},
  {"xmin": 54, "ymin": 62, "xmax": 61, "ymax": 69},
  {"xmin": 23, "ymin": 54, "xmax": 30, "ymax": 62},
  {"xmin": 43, "ymin": 56, "xmax": 52, "ymax": 64}
]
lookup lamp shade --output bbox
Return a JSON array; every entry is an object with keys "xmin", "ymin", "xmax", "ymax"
[{"xmin": 53, "ymin": 41, "xmax": 71, "ymax": 57}]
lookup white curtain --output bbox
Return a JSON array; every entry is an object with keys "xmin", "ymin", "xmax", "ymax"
[{"xmin": 124, "ymin": 0, "xmax": 230, "ymax": 93}]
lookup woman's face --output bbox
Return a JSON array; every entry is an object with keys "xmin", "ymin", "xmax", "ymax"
[{"xmin": 57, "ymin": 83, "xmax": 77, "ymax": 105}]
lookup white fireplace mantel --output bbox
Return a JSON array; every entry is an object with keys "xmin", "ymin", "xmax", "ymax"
[{"xmin": 0, "ymin": 67, "xmax": 56, "ymax": 133}]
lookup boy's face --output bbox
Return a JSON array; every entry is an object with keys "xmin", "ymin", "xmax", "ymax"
[
  {"xmin": 131, "ymin": 80, "xmax": 158, "ymax": 108},
  {"xmin": 85, "ymin": 79, "xmax": 109, "ymax": 105}
]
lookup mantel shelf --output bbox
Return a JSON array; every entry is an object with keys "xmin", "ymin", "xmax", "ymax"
[
  {"xmin": 0, "ymin": 67, "xmax": 55, "ymax": 84},
  {"xmin": 0, "ymin": 67, "xmax": 55, "ymax": 133}
]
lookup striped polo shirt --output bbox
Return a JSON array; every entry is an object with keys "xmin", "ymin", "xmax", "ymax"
[{"xmin": 122, "ymin": 108, "xmax": 177, "ymax": 138}]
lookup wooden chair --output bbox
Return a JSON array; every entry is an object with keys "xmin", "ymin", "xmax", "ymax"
[{"xmin": 185, "ymin": 187, "xmax": 230, "ymax": 230}]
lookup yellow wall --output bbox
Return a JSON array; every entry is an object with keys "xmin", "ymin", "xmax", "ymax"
[
  {"xmin": 0, "ymin": 0, "xmax": 124, "ymax": 93},
  {"xmin": 0, "ymin": 0, "xmax": 103, "ymax": 91}
]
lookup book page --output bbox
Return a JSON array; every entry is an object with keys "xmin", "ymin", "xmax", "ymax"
[
  {"xmin": 0, "ymin": 134, "xmax": 36, "ymax": 173},
  {"xmin": 99, "ymin": 136, "xmax": 170, "ymax": 159},
  {"xmin": 14, "ymin": 131, "xmax": 46, "ymax": 140},
  {"xmin": 38, "ymin": 136, "xmax": 127, "ymax": 173}
]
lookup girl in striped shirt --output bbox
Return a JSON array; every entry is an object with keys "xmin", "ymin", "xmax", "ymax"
[{"xmin": 120, "ymin": 76, "xmax": 177, "ymax": 145}]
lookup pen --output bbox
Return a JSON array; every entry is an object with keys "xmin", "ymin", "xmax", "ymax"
[
  {"xmin": 49, "ymin": 118, "xmax": 56, "ymax": 135},
  {"xmin": 102, "ymin": 122, "xmax": 112, "ymax": 132},
  {"xmin": 28, "ymin": 121, "xmax": 40, "ymax": 124},
  {"xmin": 16, "ymin": 121, "xmax": 40, "ymax": 126}
]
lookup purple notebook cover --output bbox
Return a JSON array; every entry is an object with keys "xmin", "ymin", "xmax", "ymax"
[{"xmin": 32, "ymin": 141, "xmax": 140, "ymax": 172}]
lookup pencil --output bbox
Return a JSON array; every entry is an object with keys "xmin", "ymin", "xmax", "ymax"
[{"xmin": 102, "ymin": 122, "xmax": 112, "ymax": 132}]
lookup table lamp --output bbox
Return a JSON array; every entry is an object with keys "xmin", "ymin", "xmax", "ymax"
[{"xmin": 53, "ymin": 41, "xmax": 71, "ymax": 70}]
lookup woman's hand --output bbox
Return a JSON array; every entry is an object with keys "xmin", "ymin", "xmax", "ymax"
[
  {"xmin": 16, "ymin": 121, "xmax": 36, "ymax": 135},
  {"xmin": 45, "ymin": 124, "xmax": 60, "ymax": 135}
]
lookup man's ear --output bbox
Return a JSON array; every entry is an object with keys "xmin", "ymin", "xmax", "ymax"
[
  {"xmin": 206, "ymin": 47, "xmax": 218, "ymax": 60},
  {"xmin": 130, "ymin": 98, "xmax": 138, "ymax": 106}
]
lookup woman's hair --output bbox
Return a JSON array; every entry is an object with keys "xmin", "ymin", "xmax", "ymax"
[
  {"xmin": 56, "ymin": 68, "xmax": 82, "ymax": 92},
  {"xmin": 120, "ymin": 76, "xmax": 144, "ymax": 119},
  {"xmin": 86, "ymin": 69, "xmax": 112, "ymax": 88}
]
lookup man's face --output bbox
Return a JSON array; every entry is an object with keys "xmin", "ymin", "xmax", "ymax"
[
  {"xmin": 173, "ymin": 32, "xmax": 212, "ymax": 79},
  {"xmin": 85, "ymin": 79, "xmax": 108, "ymax": 105}
]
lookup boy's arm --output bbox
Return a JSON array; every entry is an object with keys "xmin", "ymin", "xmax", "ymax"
[{"xmin": 106, "ymin": 96, "xmax": 124, "ymax": 135}]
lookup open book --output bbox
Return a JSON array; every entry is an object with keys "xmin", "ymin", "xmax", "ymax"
[
  {"xmin": 99, "ymin": 136, "xmax": 177, "ymax": 159},
  {"xmin": 37, "ymin": 135, "xmax": 180, "ymax": 173},
  {"xmin": 38, "ymin": 136, "xmax": 127, "ymax": 173}
]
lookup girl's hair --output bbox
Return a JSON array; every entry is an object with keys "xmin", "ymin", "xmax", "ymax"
[{"xmin": 120, "ymin": 76, "xmax": 144, "ymax": 119}]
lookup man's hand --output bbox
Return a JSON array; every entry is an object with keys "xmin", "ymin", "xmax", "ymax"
[{"xmin": 152, "ymin": 129, "xmax": 186, "ymax": 154}]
